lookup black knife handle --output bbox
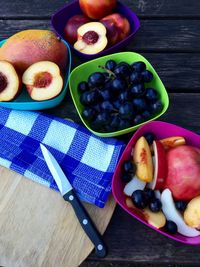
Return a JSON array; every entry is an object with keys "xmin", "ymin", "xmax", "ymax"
[{"xmin": 63, "ymin": 190, "xmax": 107, "ymax": 258}]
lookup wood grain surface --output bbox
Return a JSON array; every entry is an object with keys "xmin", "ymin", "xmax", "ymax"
[
  {"xmin": 1, "ymin": 0, "xmax": 200, "ymax": 266},
  {"xmin": 0, "ymin": 166, "xmax": 116, "ymax": 267},
  {"xmin": 1, "ymin": 0, "xmax": 200, "ymax": 18}
]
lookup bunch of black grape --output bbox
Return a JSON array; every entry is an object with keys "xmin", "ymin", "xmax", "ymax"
[{"xmin": 78, "ymin": 60, "xmax": 163, "ymax": 133}]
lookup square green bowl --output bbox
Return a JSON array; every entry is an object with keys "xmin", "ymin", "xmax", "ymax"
[{"xmin": 69, "ymin": 52, "xmax": 169, "ymax": 137}]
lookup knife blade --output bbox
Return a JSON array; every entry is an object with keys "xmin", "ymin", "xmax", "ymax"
[{"xmin": 40, "ymin": 144, "xmax": 107, "ymax": 258}]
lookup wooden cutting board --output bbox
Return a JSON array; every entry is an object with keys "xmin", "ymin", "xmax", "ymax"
[{"xmin": 0, "ymin": 166, "xmax": 116, "ymax": 267}]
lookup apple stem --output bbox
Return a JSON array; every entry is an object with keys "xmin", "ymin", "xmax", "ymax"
[{"xmin": 98, "ymin": 65, "xmax": 116, "ymax": 79}]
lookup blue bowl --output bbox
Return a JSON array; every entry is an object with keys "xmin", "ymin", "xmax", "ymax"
[{"xmin": 0, "ymin": 39, "xmax": 71, "ymax": 110}]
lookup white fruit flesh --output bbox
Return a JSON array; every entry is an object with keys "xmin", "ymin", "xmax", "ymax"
[
  {"xmin": 149, "ymin": 141, "xmax": 166, "ymax": 190},
  {"xmin": 154, "ymin": 190, "xmax": 161, "ymax": 200},
  {"xmin": 22, "ymin": 61, "xmax": 63, "ymax": 101},
  {"xmin": 123, "ymin": 176, "xmax": 146, "ymax": 196},
  {"xmin": 74, "ymin": 22, "xmax": 108, "ymax": 55},
  {"xmin": 0, "ymin": 61, "xmax": 20, "ymax": 101},
  {"xmin": 161, "ymin": 189, "xmax": 200, "ymax": 237}
]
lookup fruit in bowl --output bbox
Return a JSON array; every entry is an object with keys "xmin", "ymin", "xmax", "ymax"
[
  {"xmin": 64, "ymin": 14, "xmax": 90, "ymax": 45},
  {"xmin": 62, "ymin": 0, "xmax": 132, "ymax": 55},
  {"xmin": 165, "ymin": 145, "xmax": 200, "ymax": 201},
  {"xmin": 77, "ymin": 60, "xmax": 163, "ymax": 134},
  {"xmin": 74, "ymin": 22, "xmax": 108, "ymax": 54},
  {"xmin": 101, "ymin": 13, "xmax": 130, "ymax": 46},
  {"xmin": 22, "ymin": 61, "xmax": 63, "ymax": 101},
  {"xmin": 121, "ymin": 133, "xmax": 200, "ymax": 237},
  {"xmin": 79, "ymin": 0, "xmax": 117, "ymax": 19},
  {"xmin": 0, "ymin": 60, "xmax": 22, "ymax": 101},
  {"xmin": 114, "ymin": 122, "xmax": 200, "ymax": 241},
  {"xmin": 0, "ymin": 30, "xmax": 68, "ymax": 74}
]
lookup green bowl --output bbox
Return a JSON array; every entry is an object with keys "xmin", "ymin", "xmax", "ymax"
[{"xmin": 69, "ymin": 52, "xmax": 169, "ymax": 137}]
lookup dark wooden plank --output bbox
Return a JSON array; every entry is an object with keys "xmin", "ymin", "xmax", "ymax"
[
  {"xmin": 1, "ymin": 0, "xmax": 200, "ymax": 18},
  {"xmin": 1, "ymin": 19, "xmax": 200, "ymax": 53},
  {"xmin": 82, "ymin": 204, "xmax": 200, "ymax": 266}
]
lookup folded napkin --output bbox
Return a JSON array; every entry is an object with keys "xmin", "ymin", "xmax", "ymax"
[{"xmin": 0, "ymin": 107, "xmax": 125, "ymax": 208}]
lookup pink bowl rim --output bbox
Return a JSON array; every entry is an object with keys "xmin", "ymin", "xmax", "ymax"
[{"xmin": 112, "ymin": 120, "xmax": 200, "ymax": 245}]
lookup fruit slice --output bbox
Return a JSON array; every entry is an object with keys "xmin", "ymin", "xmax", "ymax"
[
  {"xmin": 133, "ymin": 136, "xmax": 153, "ymax": 182},
  {"xmin": 123, "ymin": 176, "xmax": 146, "ymax": 196},
  {"xmin": 125, "ymin": 197, "xmax": 147, "ymax": 221},
  {"xmin": 184, "ymin": 196, "xmax": 200, "ymax": 229},
  {"xmin": 154, "ymin": 190, "xmax": 161, "ymax": 200},
  {"xmin": 64, "ymin": 14, "xmax": 91, "ymax": 44},
  {"xmin": 149, "ymin": 140, "xmax": 167, "ymax": 190},
  {"xmin": 143, "ymin": 208, "xmax": 166, "ymax": 229},
  {"xmin": 22, "ymin": 61, "xmax": 63, "ymax": 101},
  {"xmin": 161, "ymin": 189, "xmax": 200, "ymax": 237},
  {"xmin": 74, "ymin": 22, "xmax": 108, "ymax": 55},
  {"xmin": 0, "ymin": 60, "xmax": 21, "ymax": 101},
  {"xmin": 125, "ymin": 197, "xmax": 166, "ymax": 229},
  {"xmin": 159, "ymin": 136, "xmax": 186, "ymax": 150}
]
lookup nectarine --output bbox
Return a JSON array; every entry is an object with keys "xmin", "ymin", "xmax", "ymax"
[
  {"xmin": 64, "ymin": 14, "xmax": 90, "ymax": 44},
  {"xmin": 0, "ymin": 60, "xmax": 21, "ymax": 101},
  {"xmin": 133, "ymin": 136, "xmax": 153, "ymax": 183},
  {"xmin": 79, "ymin": 0, "xmax": 116, "ymax": 20},
  {"xmin": 74, "ymin": 22, "xmax": 108, "ymax": 54},
  {"xmin": 101, "ymin": 13, "xmax": 130, "ymax": 46},
  {"xmin": 22, "ymin": 61, "xmax": 63, "ymax": 101}
]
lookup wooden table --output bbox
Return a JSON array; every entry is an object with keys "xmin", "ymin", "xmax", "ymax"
[{"xmin": 1, "ymin": 0, "xmax": 200, "ymax": 266}]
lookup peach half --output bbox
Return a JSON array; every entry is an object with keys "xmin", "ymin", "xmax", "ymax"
[
  {"xmin": 22, "ymin": 61, "xmax": 63, "ymax": 101},
  {"xmin": 0, "ymin": 60, "xmax": 21, "ymax": 102},
  {"xmin": 74, "ymin": 22, "xmax": 108, "ymax": 55}
]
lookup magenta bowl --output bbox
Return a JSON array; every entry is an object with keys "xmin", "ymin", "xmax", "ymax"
[
  {"xmin": 51, "ymin": 0, "xmax": 140, "ymax": 61},
  {"xmin": 112, "ymin": 121, "xmax": 200, "ymax": 245}
]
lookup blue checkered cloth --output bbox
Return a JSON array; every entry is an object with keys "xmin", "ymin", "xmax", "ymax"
[{"xmin": 0, "ymin": 107, "xmax": 125, "ymax": 208}]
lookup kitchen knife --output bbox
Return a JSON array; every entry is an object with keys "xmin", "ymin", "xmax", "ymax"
[{"xmin": 40, "ymin": 144, "xmax": 107, "ymax": 258}]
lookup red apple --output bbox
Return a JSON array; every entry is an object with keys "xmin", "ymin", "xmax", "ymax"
[
  {"xmin": 101, "ymin": 13, "xmax": 131, "ymax": 46},
  {"xmin": 79, "ymin": 0, "xmax": 116, "ymax": 20},
  {"xmin": 165, "ymin": 145, "xmax": 200, "ymax": 201},
  {"xmin": 149, "ymin": 140, "xmax": 167, "ymax": 190},
  {"xmin": 64, "ymin": 14, "xmax": 90, "ymax": 44}
]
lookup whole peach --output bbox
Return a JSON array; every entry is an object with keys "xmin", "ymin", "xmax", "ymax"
[
  {"xmin": 64, "ymin": 14, "xmax": 90, "ymax": 44},
  {"xmin": 79, "ymin": 0, "xmax": 116, "ymax": 20},
  {"xmin": 101, "ymin": 13, "xmax": 130, "ymax": 46},
  {"xmin": 165, "ymin": 145, "xmax": 200, "ymax": 201}
]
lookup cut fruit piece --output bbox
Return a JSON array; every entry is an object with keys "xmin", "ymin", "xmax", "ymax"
[
  {"xmin": 125, "ymin": 196, "xmax": 166, "ymax": 229},
  {"xmin": 161, "ymin": 189, "xmax": 200, "ymax": 237},
  {"xmin": 143, "ymin": 208, "xmax": 166, "ymax": 229},
  {"xmin": 22, "ymin": 61, "xmax": 63, "ymax": 101},
  {"xmin": 64, "ymin": 14, "xmax": 91, "ymax": 45},
  {"xmin": 125, "ymin": 197, "xmax": 146, "ymax": 221},
  {"xmin": 159, "ymin": 136, "xmax": 186, "ymax": 150},
  {"xmin": 133, "ymin": 136, "xmax": 153, "ymax": 182},
  {"xmin": 154, "ymin": 190, "xmax": 161, "ymax": 201},
  {"xmin": 149, "ymin": 140, "xmax": 167, "ymax": 190},
  {"xmin": 0, "ymin": 60, "xmax": 21, "ymax": 101},
  {"xmin": 74, "ymin": 22, "xmax": 108, "ymax": 55},
  {"xmin": 123, "ymin": 176, "xmax": 146, "ymax": 196},
  {"xmin": 184, "ymin": 196, "xmax": 200, "ymax": 229}
]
